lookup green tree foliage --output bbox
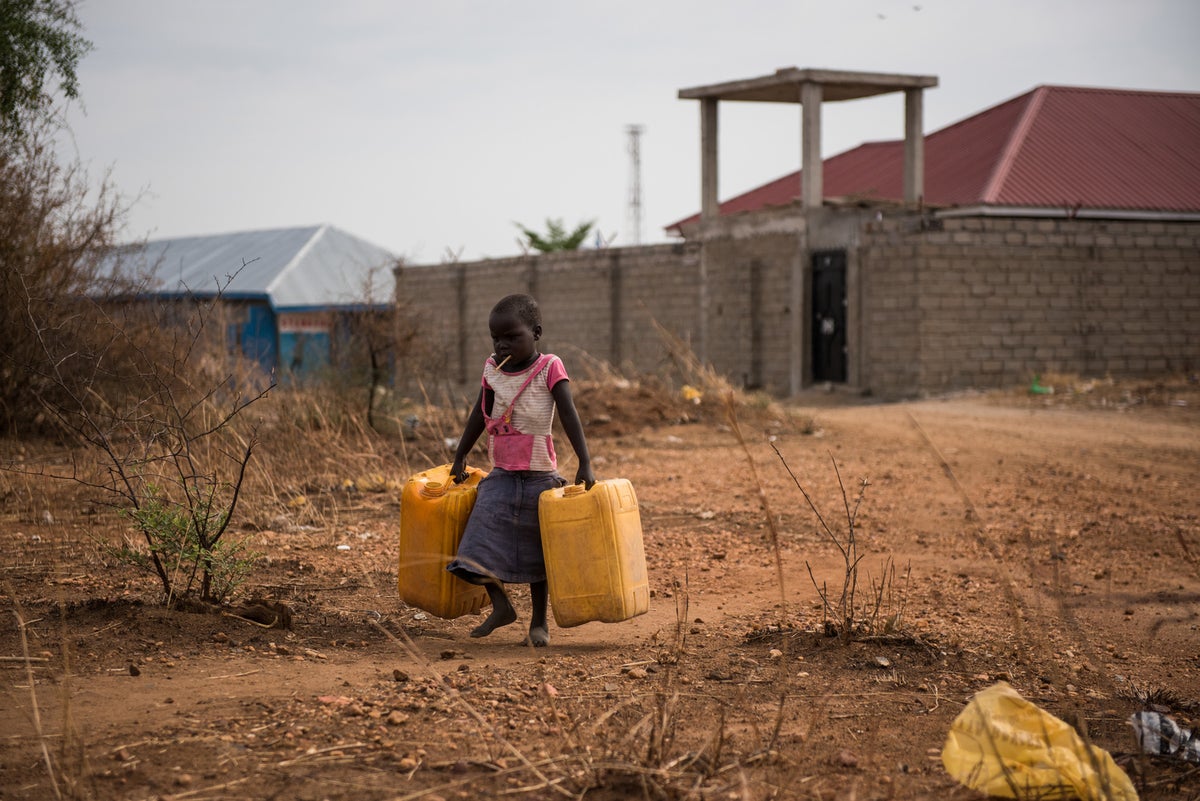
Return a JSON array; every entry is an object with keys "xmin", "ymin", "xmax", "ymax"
[
  {"xmin": 516, "ymin": 218, "xmax": 596, "ymax": 253},
  {"xmin": 0, "ymin": 0, "xmax": 92, "ymax": 139}
]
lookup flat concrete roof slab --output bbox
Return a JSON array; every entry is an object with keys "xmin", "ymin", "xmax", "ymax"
[{"xmin": 678, "ymin": 67, "xmax": 938, "ymax": 103}]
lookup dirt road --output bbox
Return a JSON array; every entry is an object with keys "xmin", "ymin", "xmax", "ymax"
[{"xmin": 2, "ymin": 380, "xmax": 1197, "ymax": 799}]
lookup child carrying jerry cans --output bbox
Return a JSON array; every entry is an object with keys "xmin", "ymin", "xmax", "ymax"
[{"xmin": 447, "ymin": 294, "xmax": 594, "ymax": 647}]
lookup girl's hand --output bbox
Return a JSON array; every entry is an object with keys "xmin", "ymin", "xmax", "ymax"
[
  {"xmin": 450, "ymin": 458, "xmax": 469, "ymax": 484},
  {"xmin": 575, "ymin": 464, "xmax": 596, "ymax": 490}
]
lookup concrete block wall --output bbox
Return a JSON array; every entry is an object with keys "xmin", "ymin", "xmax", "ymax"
[
  {"xmin": 400, "ymin": 212, "xmax": 1199, "ymax": 401},
  {"xmin": 857, "ymin": 222, "xmax": 923, "ymax": 397},
  {"xmin": 702, "ymin": 233, "xmax": 801, "ymax": 392},
  {"xmin": 685, "ymin": 205, "xmax": 807, "ymax": 393},
  {"xmin": 396, "ymin": 243, "xmax": 701, "ymax": 393},
  {"xmin": 858, "ymin": 215, "xmax": 1200, "ymax": 397}
]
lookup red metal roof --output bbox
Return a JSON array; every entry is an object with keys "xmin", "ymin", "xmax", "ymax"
[{"xmin": 669, "ymin": 85, "xmax": 1200, "ymax": 230}]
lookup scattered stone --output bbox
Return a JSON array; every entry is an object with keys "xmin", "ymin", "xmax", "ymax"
[
  {"xmin": 128, "ymin": 664, "xmax": 140, "ymax": 677},
  {"xmin": 393, "ymin": 669, "xmax": 410, "ymax": 682}
]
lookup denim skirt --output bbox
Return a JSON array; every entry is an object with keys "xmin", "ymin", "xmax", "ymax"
[{"xmin": 446, "ymin": 468, "xmax": 565, "ymax": 584}]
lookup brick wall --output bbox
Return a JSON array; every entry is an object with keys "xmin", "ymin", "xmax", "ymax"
[
  {"xmin": 396, "ymin": 243, "xmax": 701, "ymax": 392},
  {"xmin": 859, "ymin": 215, "xmax": 1200, "ymax": 397},
  {"xmin": 398, "ymin": 211, "xmax": 1200, "ymax": 400}
]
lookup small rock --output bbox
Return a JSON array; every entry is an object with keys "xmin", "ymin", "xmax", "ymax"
[
  {"xmin": 872, "ymin": 656, "xmax": 891, "ymax": 668},
  {"xmin": 627, "ymin": 668, "xmax": 648, "ymax": 680},
  {"xmin": 393, "ymin": 669, "xmax": 410, "ymax": 682},
  {"xmin": 836, "ymin": 749, "xmax": 858, "ymax": 768},
  {"xmin": 128, "ymin": 664, "xmax": 140, "ymax": 677},
  {"xmin": 769, "ymin": 649, "xmax": 783, "ymax": 659},
  {"xmin": 386, "ymin": 711, "xmax": 409, "ymax": 726}
]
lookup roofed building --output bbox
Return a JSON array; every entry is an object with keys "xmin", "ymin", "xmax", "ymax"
[
  {"xmin": 399, "ymin": 70, "xmax": 1200, "ymax": 400},
  {"xmin": 670, "ymin": 84, "xmax": 1200, "ymax": 225},
  {"xmin": 105, "ymin": 224, "xmax": 396, "ymax": 381}
]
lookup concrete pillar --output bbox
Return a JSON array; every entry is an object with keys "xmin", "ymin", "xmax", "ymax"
[
  {"xmin": 789, "ymin": 247, "xmax": 805, "ymax": 395},
  {"xmin": 800, "ymin": 81, "xmax": 823, "ymax": 209},
  {"xmin": 903, "ymin": 88, "xmax": 925, "ymax": 204},
  {"xmin": 700, "ymin": 98, "xmax": 719, "ymax": 221},
  {"xmin": 455, "ymin": 264, "xmax": 468, "ymax": 383},
  {"xmin": 609, "ymin": 252, "xmax": 622, "ymax": 366}
]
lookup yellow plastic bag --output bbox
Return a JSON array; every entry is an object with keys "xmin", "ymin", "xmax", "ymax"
[{"xmin": 942, "ymin": 682, "xmax": 1137, "ymax": 801}]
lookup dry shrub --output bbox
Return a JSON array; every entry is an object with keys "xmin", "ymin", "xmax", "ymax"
[{"xmin": 0, "ymin": 124, "xmax": 129, "ymax": 436}]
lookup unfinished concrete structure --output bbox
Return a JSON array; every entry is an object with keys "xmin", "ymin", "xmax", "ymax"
[
  {"xmin": 678, "ymin": 68, "xmax": 937, "ymax": 393},
  {"xmin": 398, "ymin": 68, "xmax": 1200, "ymax": 399}
]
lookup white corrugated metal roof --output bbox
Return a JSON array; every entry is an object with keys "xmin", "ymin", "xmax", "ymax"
[{"xmin": 104, "ymin": 224, "xmax": 396, "ymax": 309}]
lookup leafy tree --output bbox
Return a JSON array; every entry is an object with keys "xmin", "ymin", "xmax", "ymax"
[
  {"xmin": 0, "ymin": 0, "xmax": 92, "ymax": 139},
  {"xmin": 516, "ymin": 218, "xmax": 595, "ymax": 253}
]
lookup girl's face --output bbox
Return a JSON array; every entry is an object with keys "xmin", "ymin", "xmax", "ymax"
[{"xmin": 489, "ymin": 310, "xmax": 540, "ymax": 369}]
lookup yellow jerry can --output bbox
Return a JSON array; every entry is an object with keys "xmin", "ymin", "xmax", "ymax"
[
  {"xmin": 398, "ymin": 464, "xmax": 489, "ymax": 619},
  {"xmin": 538, "ymin": 478, "xmax": 649, "ymax": 628}
]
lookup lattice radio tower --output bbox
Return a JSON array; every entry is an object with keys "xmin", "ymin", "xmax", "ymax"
[{"xmin": 626, "ymin": 124, "xmax": 644, "ymax": 245}]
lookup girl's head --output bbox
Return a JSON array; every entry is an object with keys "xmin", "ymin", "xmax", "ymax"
[{"xmin": 489, "ymin": 294, "xmax": 542, "ymax": 368}]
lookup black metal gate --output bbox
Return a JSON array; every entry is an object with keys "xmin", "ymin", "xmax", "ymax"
[{"xmin": 811, "ymin": 250, "xmax": 847, "ymax": 383}]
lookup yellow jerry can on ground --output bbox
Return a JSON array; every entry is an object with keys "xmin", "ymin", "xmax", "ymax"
[
  {"xmin": 538, "ymin": 478, "xmax": 649, "ymax": 628},
  {"xmin": 398, "ymin": 464, "xmax": 489, "ymax": 619}
]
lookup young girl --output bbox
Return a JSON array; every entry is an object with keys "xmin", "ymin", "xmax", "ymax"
[{"xmin": 447, "ymin": 293, "xmax": 595, "ymax": 647}]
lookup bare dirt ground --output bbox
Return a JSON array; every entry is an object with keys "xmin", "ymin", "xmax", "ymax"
[{"xmin": 2, "ymin": 374, "xmax": 1198, "ymax": 800}]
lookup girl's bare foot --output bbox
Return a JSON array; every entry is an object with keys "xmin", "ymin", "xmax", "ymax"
[
  {"xmin": 471, "ymin": 605, "xmax": 517, "ymax": 637},
  {"xmin": 526, "ymin": 625, "xmax": 549, "ymax": 647},
  {"xmin": 471, "ymin": 582, "xmax": 517, "ymax": 638}
]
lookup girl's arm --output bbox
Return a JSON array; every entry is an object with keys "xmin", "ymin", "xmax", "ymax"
[
  {"xmin": 451, "ymin": 387, "xmax": 487, "ymax": 483},
  {"xmin": 552, "ymin": 380, "xmax": 595, "ymax": 488}
]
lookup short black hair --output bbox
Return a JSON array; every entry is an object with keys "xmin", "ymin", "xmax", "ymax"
[{"xmin": 491, "ymin": 293, "xmax": 541, "ymax": 328}]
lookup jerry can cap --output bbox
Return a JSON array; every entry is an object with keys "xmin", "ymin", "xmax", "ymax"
[
  {"xmin": 420, "ymin": 480, "xmax": 447, "ymax": 497},
  {"xmin": 563, "ymin": 484, "xmax": 587, "ymax": 497}
]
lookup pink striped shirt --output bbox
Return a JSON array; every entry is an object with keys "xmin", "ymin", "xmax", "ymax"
[{"xmin": 481, "ymin": 354, "xmax": 569, "ymax": 471}]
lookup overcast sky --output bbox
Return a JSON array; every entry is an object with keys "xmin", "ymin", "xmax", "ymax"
[{"xmin": 63, "ymin": 0, "xmax": 1200, "ymax": 263}]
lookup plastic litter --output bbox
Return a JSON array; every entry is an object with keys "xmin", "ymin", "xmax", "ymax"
[
  {"xmin": 942, "ymin": 681, "xmax": 1137, "ymax": 801},
  {"xmin": 1128, "ymin": 710, "xmax": 1200, "ymax": 763},
  {"xmin": 1029, "ymin": 375, "xmax": 1054, "ymax": 395}
]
